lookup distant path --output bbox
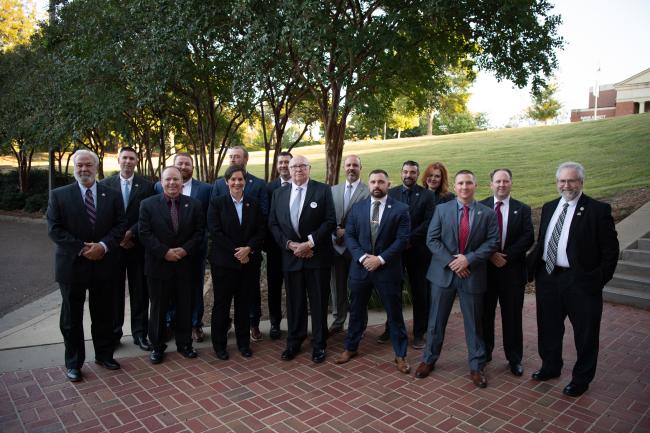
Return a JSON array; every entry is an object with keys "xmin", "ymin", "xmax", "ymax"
[{"xmin": 0, "ymin": 216, "xmax": 56, "ymax": 317}]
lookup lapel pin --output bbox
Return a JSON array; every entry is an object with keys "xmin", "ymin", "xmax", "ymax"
[
  {"xmin": 387, "ymin": 205, "xmax": 392, "ymax": 209},
  {"xmin": 101, "ymin": 193, "xmax": 106, "ymax": 197},
  {"xmin": 249, "ymin": 179, "xmax": 253, "ymax": 183},
  {"xmin": 135, "ymin": 184, "xmax": 139, "ymax": 187},
  {"xmin": 246, "ymin": 203, "xmax": 250, "ymax": 207},
  {"xmin": 477, "ymin": 210, "xmax": 482, "ymax": 215},
  {"xmin": 514, "ymin": 210, "xmax": 518, "ymax": 214},
  {"xmin": 184, "ymin": 203, "xmax": 189, "ymax": 207},
  {"xmin": 580, "ymin": 207, "xmax": 584, "ymax": 211},
  {"xmin": 576, "ymin": 212, "xmax": 582, "ymax": 216},
  {"xmin": 415, "ymin": 193, "xmax": 420, "ymax": 197},
  {"xmin": 310, "ymin": 202, "xmax": 317, "ymax": 208}
]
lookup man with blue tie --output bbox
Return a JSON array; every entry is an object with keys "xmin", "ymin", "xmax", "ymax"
[
  {"xmin": 415, "ymin": 170, "xmax": 499, "ymax": 388},
  {"xmin": 334, "ymin": 169, "xmax": 412, "ymax": 374}
]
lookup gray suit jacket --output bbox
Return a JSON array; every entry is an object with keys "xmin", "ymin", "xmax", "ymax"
[
  {"xmin": 426, "ymin": 199, "xmax": 499, "ymax": 293},
  {"xmin": 331, "ymin": 181, "xmax": 370, "ymax": 253}
]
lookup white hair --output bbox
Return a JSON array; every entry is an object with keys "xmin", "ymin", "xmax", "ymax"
[
  {"xmin": 72, "ymin": 149, "xmax": 99, "ymax": 167},
  {"xmin": 556, "ymin": 161, "xmax": 585, "ymax": 182}
]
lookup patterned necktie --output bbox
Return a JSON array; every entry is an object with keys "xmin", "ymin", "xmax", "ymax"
[
  {"xmin": 495, "ymin": 201, "xmax": 504, "ymax": 250},
  {"xmin": 85, "ymin": 188, "xmax": 96, "ymax": 227},
  {"xmin": 170, "ymin": 198, "xmax": 179, "ymax": 233},
  {"xmin": 458, "ymin": 205, "xmax": 470, "ymax": 254},
  {"xmin": 545, "ymin": 203, "xmax": 569, "ymax": 274},
  {"xmin": 344, "ymin": 184, "xmax": 353, "ymax": 213},
  {"xmin": 123, "ymin": 180, "xmax": 131, "ymax": 210},
  {"xmin": 291, "ymin": 186, "xmax": 303, "ymax": 236},
  {"xmin": 370, "ymin": 200, "xmax": 380, "ymax": 253}
]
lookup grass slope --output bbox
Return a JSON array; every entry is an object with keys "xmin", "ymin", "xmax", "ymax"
[{"xmin": 247, "ymin": 113, "xmax": 650, "ymax": 208}]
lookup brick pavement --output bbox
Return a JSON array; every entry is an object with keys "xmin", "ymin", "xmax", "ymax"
[{"xmin": 1, "ymin": 297, "xmax": 649, "ymax": 433}]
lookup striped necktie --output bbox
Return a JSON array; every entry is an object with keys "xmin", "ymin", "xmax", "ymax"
[
  {"xmin": 545, "ymin": 203, "xmax": 569, "ymax": 274},
  {"xmin": 85, "ymin": 189, "xmax": 96, "ymax": 227}
]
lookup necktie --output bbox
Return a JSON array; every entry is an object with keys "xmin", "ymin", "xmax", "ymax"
[
  {"xmin": 291, "ymin": 186, "xmax": 302, "ymax": 236},
  {"xmin": 404, "ymin": 188, "xmax": 412, "ymax": 205},
  {"xmin": 545, "ymin": 203, "xmax": 569, "ymax": 274},
  {"xmin": 170, "ymin": 198, "xmax": 179, "ymax": 233},
  {"xmin": 344, "ymin": 184, "xmax": 353, "ymax": 213},
  {"xmin": 123, "ymin": 180, "xmax": 131, "ymax": 210},
  {"xmin": 370, "ymin": 200, "xmax": 380, "ymax": 253},
  {"xmin": 458, "ymin": 205, "xmax": 470, "ymax": 254},
  {"xmin": 495, "ymin": 201, "xmax": 503, "ymax": 250},
  {"xmin": 85, "ymin": 189, "xmax": 96, "ymax": 227}
]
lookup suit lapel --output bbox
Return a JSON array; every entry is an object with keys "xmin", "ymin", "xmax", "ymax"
[
  {"xmin": 299, "ymin": 180, "xmax": 316, "ymax": 223},
  {"xmin": 505, "ymin": 199, "xmax": 519, "ymax": 246},
  {"xmin": 127, "ymin": 176, "xmax": 142, "ymax": 209},
  {"xmin": 376, "ymin": 197, "xmax": 392, "ymax": 239},
  {"xmin": 567, "ymin": 194, "xmax": 587, "ymax": 249},
  {"xmin": 158, "ymin": 195, "xmax": 174, "ymax": 232}
]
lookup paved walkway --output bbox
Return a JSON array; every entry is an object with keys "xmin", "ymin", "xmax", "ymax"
[{"xmin": 1, "ymin": 296, "xmax": 648, "ymax": 433}]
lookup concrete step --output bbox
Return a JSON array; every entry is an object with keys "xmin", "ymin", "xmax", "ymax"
[
  {"xmin": 608, "ymin": 273, "xmax": 650, "ymax": 292},
  {"xmin": 615, "ymin": 261, "xmax": 650, "ymax": 279},
  {"xmin": 621, "ymin": 249, "xmax": 650, "ymax": 264},
  {"xmin": 603, "ymin": 286, "xmax": 650, "ymax": 310},
  {"xmin": 637, "ymin": 238, "xmax": 650, "ymax": 251}
]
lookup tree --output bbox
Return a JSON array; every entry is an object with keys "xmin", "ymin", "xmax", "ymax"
[
  {"xmin": 0, "ymin": 0, "xmax": 36, "ymax": 52},
  {"xmin": 527, "ymin": 81, "xmax": 562, "ymax": 124},
  {"xmin": 388, "ymin": 97, "xmax": 420, "ymax": 139}
]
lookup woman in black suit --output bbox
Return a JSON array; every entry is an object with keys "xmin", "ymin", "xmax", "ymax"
[
  {"xmin": 207, "ymin": 165, "xmax": 266, "ymax": 360},
  {"xmin": 421, "ymin": 161, "xmax": 455, "ymax": 205}
]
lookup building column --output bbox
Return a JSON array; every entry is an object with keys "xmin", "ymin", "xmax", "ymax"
[{"xmin": 639, "ymin": 101, "xmax": 646, "ymax": 113}]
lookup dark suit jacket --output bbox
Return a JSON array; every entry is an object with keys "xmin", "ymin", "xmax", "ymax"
[
  {"xmin": 155, "ymin": 178, "xmax": 212, "ymax": 217},
  {"xmin": 138, "ymin": 194, "xmax": 205, "ymax": 278},
  {"xmin": 481, "ymin": 196, "xmax": 534, "ymax": 286},
  {"xmin": 345, "ymin": 197, "xmax": 410, "ymax": 281},
  {"xmin": 388, "ymin": 184, "xmax": 435, "ymax": 248},
  {"xmin": 426, "ymin": 199, "xmax": 500, "ymax": 293},
  {"xmin": 212, "ymin": 172, "xmax": 269, "ymax": 216},
  {"xmin": 528, "ymin": 194, "xmax": 619, "ymax": 289},
  {"xmin": 207, "ymin": 194, "xmax": 266, "ymax": 269},
  {"xmin": 102, "ymin": 174, "xmax": 155, "ymax": 240},
  {"xmin": 47, "ymin": 182, "xmax": 127, "ymax": 284},
  {"xmin": 268, "ymin": 179, "xmax": 336, "ymax": 271}
]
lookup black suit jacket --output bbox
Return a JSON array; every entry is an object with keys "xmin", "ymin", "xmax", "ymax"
[
  {"xmin": 102, "ymin": 174, "xmax": 155, "ymax": 240},
  {"xmin": 47, "ymin": 182, "xmax": 127, "ymax": 284},
  {"xmin": 138, "ymin": 194, "xmax": 205, "ymax": 278},
  {"xmin": 481, "ymin": 196, "xmax": 534, "ymax": 285},
  {"xmin": 528, "ymin": 194, "xmax": 619, "ymax": 289},
  {"xmin": 207, "ymin": 194, "xmax": 266, "ymax": 269},
  {"xmin": 388, "ymin": 184, "xmax": 435, "ymax": 248},
  {"xmin": 268, "ymin": 179, "xmax": 336, "ymax": 271}
]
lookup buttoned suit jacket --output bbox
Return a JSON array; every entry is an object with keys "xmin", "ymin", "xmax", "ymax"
[
  {"xmin": 207, "ymin": 194, "xmax": 266, "ymax": 269},
  {"xmin": 528, "ymin": 194, "xmax": 619, "ymax": 290},
  {"xmin": 102, "ymin": 174, "xmax": 155, "ymax": 242},
  {"xmin": 331, "ymin": 181, "xmax": 370, "ymax": 251},
  {"xmin": 47, "ymin": 182, "xmax": 127, "ymax": 284},
  {"xmin": 155, "ymin": 178, "xmax": 212, "ymax": 217},
  {"xmin": 388, "ymin": 184, "xmax": 435, "ymax": 248},
  {"xmin": 426, "ymin": 200, "xmax": 500, "ymax": 294},
  {"xmin": 212, "ymin": 172, "xmax": 269, "ymax": 216},
  {"xmin": 345, "ymin": 197, "xmax": 410, "ymax": 282},
  {"xmin": 138, "ymin": 194, "xmax": 205, "ymax": 278},
  {"xmin": 268, "ymin": 179, "xmax": 336, "ymax": 271},
  {"xmin": 480, "ymin": 196, "xmax": 534, "ymax": 286}
]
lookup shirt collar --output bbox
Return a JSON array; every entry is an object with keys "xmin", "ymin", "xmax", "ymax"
[
  {"xmin": 291, "ymin": 180, "xmax": 309, "ymax": 190},
  {"xmin": 78, "ymin": 181, "xmax": 96, "ymax": 194},
  {"xmin": 183, "ymin": 178, "xmax": 192, "ymax": 188},
  {"xmin": 456, "ymin": 199, "xmax": 475, "ymax": 210},
  {"xmin": 372, "ymin": 195, "xmax": 388, "ymax": 206},
  {"xmin": 120, "ymin": 174, "xmax": 134, "ymax": 183},
  {"xmin": 561, "ymin": 192, "xmax": 582, "ymax": 208},
  {"xmin": 346, "ymin": 179, "xmax": 361, "ymax": 188},
  {"xmin": 164, "ymin": 193, "xmax": 179, "ymax": 204},
  {"xmin": 493, "ymin": 196, "xmax": 510, "ymax": 206},
  {"xmin": 231, "ymin": 194, "xmax": 244, "ymax": 204}
]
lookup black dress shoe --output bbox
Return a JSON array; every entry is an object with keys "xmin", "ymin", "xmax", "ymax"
[
  {"xmin": 66, "ymin": 368, "xmax": 82, "ymax": 382},
  {"xmin": 95, "ymin": 358, "xmax": 121, "ymax": 370},
  {"xmin": 312, "ymin": 349, "xmax": 326, "ymax": 364},
  {"xmin": 177, "ymin": 346, "xmax": 198, "ymax": 359},
  {"xmin": 563, "ymin": 382, "xmax": 589, "ymax": 397},
  {"xmin": 240, "ymin": 347, "xmax": 253, "ymax": 358},
  {"xmin": 281, "ymin": 348, "xmax": 298, "ymax": 360},
  {"xmin": 509, "ymin": 362, "xmax": 524, "ymax": 377},
  {"xmin": 377, "ymin": 328, "xmax": 390, "ymax": 343},
  {"xmin": 133, "ymin": 336, "xmax": 152, "ymax": 351},
  {"xmin": 150, "ymin": 350, "xmax": 164, "ymax": 364},
  {"xmin": 269, "ymin": 324, "xmax": 281, "ymax": 340},
  {"xmin": 532, "ymin": 369, "xmax": 561, "ymax": 381},
  {"xmin": 215, "ymin": 349, "xmax": 229, "ymax": 360}
]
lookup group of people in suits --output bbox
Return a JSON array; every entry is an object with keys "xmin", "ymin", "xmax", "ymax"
[{"xmin": 47, "ymin": 147, "xmax": 618, "ymax": 397}]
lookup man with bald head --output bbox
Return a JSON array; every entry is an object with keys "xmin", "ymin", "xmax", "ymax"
[{"xmin": 269, "ymin": 155, "xmax": 336, "ymax": 363}]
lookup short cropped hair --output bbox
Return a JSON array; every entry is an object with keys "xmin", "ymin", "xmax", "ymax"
[
  {"xmin": 224, "ymin": 164, "xmax": 246, "ymax": 180},
  {"xmin": 402, "ymin": 160, "xmax": 419, "ymax": 170},
  {"xmin": 454, "ymin": 169, "xmax": 476, "ymax": 183},
  {"xmin": 369, "ymin": 169, "xmax": 389, "ymax": 178},
  {"xmin": 73, "ymin": 149, "xmax": 99, "ymax": 167},
  {"xmin": 489, "ymin": 168, "xmax": 512, "ymax": 181},
  {"xmin": 173, "ymin": 152, "xmax": 194, "ymax": 164},
  {"xmin": 556, "ymin": 161, "xmax": 585, "ymax": 182},
  {"xmin": 229, "ymin": 145, "xmax": 249, "ymax": 159}
]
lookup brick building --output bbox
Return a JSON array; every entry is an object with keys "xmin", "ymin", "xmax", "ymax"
[{"xmin": 570, "ymin": 67, "xmax": 650, "ymax": 122}]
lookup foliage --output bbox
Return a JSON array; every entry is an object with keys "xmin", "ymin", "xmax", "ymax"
[
  {"xmin": 527, "ymin": 81, "xmax": 562, "ymax": 123},
  {"xmin": 388, "ymin": 97, "xmax": 420, "ymax": 139},
  {"xmin": 0, "ymin": 0, "xmax": 36, "ymax": 52}
]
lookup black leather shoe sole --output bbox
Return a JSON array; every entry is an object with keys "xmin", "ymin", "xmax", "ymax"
[
  {"xmin": 215, "ymin": 350, "xmax": 229, "ymax": 360},
  {"xmin": 532, "ymin": 369, "xmax": 561, "ymax": 381},
  {"xmin": 240, "ymin": 348, "xmax": 253, "ymax": 358},
  {"xmin": 66, "ymin": 368, "xmax": 82, "ymax": 382},
  {"xmin": 178, "ymin": 347, "xmax": 198, "ymax": 359},
  {"xmin": 269, "ymin": 326, "xmax": 281, "ymax": 340},
  {"xmin": 95, "ymin": 359, "xmax": 121, "ymax": 370},
  {"xmin": 563, "ymin": 382, "xmax": 589, "ymax": 397},
  {"xmin": 312, "ymin": 350, "xmax": 326, "ymax": 363},
  {"xmin": 150, "ymin": 352, "xmax": 164, "ymax": 364},
  {"xmin": 281, "ymin": 349, "xmax": 297, "ymax": 360},
  {"xmin": 510, "ymin": 363, "xmax": 524, "ymax": 377}
]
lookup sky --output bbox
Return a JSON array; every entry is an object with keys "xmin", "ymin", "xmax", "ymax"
[
  {"xmin": 468, "ymin": 0, "xmax": 650, "ymax": 127},
  {"xmin": 34, "ymin": 0, "xmax": 650, "ymax": 128}
]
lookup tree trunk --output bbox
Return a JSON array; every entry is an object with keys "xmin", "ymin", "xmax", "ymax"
[
  {"xmin": 427, "ymin": 110, "xmax": 434, "ymax": 135},
  {"xmin": 324, "ymin": 116, "xmax": 347, "ymax": 185}
]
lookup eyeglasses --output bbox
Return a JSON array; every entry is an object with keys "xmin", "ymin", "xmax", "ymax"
[
  {"xmin": 557, "ymin": 178, "xmax": 580, "ymax": 185},
  {"xmin": 289, "ymin": 164, "xmax": 310, "ymax": 170}
]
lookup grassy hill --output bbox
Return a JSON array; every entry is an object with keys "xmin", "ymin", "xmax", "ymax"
[{"xmin": 245, "ymin": 113, "xmax": 650, "ymax": 208}]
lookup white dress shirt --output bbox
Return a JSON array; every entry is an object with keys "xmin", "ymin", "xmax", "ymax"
[
  {"xmin": 182, "ymin": 178, "xmax": 192, "ymax": 197},
  {"xmin": 289, "ymin": 181, "xmax": 314, "ymax": 246},
  {"xmin": 493, "ymin": 195, "xmax": 510, "ymax": 250},
  {"xmin": 359, "ymin": 195, "xmax": 388, "ymax": 265},
  {"xmin": 77, "ymin": 181, "xmax": 107, "ymax": 252},
  {"xmin": 543, "ymin": 193, "xmax": 581, "ymax": 268}
]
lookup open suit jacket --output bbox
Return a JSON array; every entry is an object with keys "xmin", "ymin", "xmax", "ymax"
[
  {"xmin": 47, "ymin": 182, "xmax": 127, "ymax": 284},
  {"xmin": 331, "ymin": 181, "xmax": 370, "ymax": 251},
  {"xmin": 345, "ymin": 197, "xmax": 411, "ymax": 281},
  {"xmin": 528, "ymin": 194, "xmax": 619, "ymax": 290},
  {"xmin": 213, "ymin": 173, "xmax": 269, "ymax": 216},
  {"xmin": 268, "ymin": 179, "xmax": 336, "ymax": 271},
  {"xmin": 207, "ymin": 195, "xmax": 266, "ymax": 269},
  {"xmin": 480, "ymin": 196, "xmax": 534, "ymax": 286},
  {"xmin": 138, "ymin": 194, "xmax": 205, "ymax": 278},
  {"xmin": 426, "ymin": 200, "xmax": 500, "ymax": 294},
  {"xmin": 388, "ymin": 184, "xmax": 435, "ymax": 248},
  {"xmin": 102, "ymin": 174, "xmax": 155, "ymax": 242}
]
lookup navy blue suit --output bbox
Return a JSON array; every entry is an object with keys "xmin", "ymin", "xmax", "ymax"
[
  {"xmin": 265, "ymin": 177, "xmax": 290, "ymax": 328},
  {"xmin": 344, "ymin": 197, "xmax": 411, "ymax": 357}
]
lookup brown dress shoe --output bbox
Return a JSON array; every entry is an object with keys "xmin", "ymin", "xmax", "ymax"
[
  {"xmin": 414, "ymin": 362, "xmax": 435, "ymax": 378},
  {"xmin": 395, "ymin": 357, "xmax": 411, "ymax": 374},
  {"xmin": 470, "ymin": 369, "xmax": 488, "ymax": 388},
  {"xmin": 334, "ymin": 350, "xmax": 358, "ymax": 364},
  {"xmin": 192, "ymin": 327, "xmax": 204, "ymax": 343},
  {"xmin": 250, "ymin": 326, "xmax": 263, "ymax": 342}
]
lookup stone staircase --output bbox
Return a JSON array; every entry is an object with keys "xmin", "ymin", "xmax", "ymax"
[{"xmin": 604, "ymin": 232, "xmax": 650, "ymax": 309}]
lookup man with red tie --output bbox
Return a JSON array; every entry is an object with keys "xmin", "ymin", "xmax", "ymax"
[
  {"xmin": 415, "ymin": 170, "xmax": 499, "ymax": 388},
  {"xmin": 480, "ymin": 169, "xmax": 534, "ymax": 377}
]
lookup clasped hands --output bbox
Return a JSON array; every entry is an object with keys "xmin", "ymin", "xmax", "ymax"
[
  {"xmin": 234, "ymin": 246, "xmax": 251, "ymax": 264},
  {"xmin": 489, "ymin": 252, "xmax": 507, "ymax": 268},
  {"xmin": 119, "ymin": 230, "xmax": 135, "ymax": 249},
  {"xmin": 81, "ymin": 242, "xmax": 105, "ymax": 261},
  {"xmin": 164, "ymin": 247, "xmax": 188, "ymax": 262},
  {"xmin": 288, "ymin": 241, "xmax": 313, "ymax": 258},
  {"xmin": 362, "ymin": 255, "xmax": 382, "ymax": 272},
  {"xmin": 448, "ymin": 254, "xmax": 471, "ymax": 278}
]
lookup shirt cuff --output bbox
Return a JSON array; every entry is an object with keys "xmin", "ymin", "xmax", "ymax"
[
  {"xmin": 99, "ymin": 241, "xmax": 108, "ymax": 253},
  {"xmin": 377, "ymin": 255, "xmax": 385, "ymax": 265},
  {"xmin": 307, "ymin": 235, "xmax": 315, "ymax": 247},
  {"xmin": 359, "ymin": 254, "xmax": 367, "ymax": 264}
]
